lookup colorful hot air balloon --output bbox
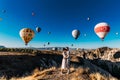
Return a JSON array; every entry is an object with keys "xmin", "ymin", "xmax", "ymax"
[
  {"xmin": 94, "ymin": 22, "xmax": 110, "ymax": 41},
  {"xmin": 19, "ymin": 28, "xmax": 35, "ymax": 45},
  {"xmin": 72, "ymin": 29, "xmax": 80, "ymax": 40},
  {"xmin": 36, "ymin": 27, "xmax": 41, "ymax": 33}
]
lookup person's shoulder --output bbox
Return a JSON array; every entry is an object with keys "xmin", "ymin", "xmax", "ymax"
[
  {"xmin": 67, "ymin": 51, "xmax": 70, "ymax": 53},
  {"xmin": 62, "ymin": 51, "xmax": 66, "ymax": 53}
]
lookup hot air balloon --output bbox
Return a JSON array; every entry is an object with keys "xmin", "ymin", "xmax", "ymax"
[
  {"xmin": 71, "ymin": 44, "xmax": 74, "ymax": 46},
  {"xmin": 87, "ymin": 17, "xmax": 90, "ymax": 21},
  {"xmin": 32, "ymin": 12, "xmax": 35, "ymax": 16},
  {"xmin": 2, "ymin": 10, "xmax": 6, "ymax": 13},
  {"xmin": 94, "ymin": 22, "xmax": 110, "ymax": 41},
  {"xmin": 36, "ymin": 27, "xmax": 41, "ymax": 33},
  {"xmin": 48, "ymin": 32, "xmax": 51, "ymax": 34},
  {"xmin": 84, "ymin": 34, "xmax": 87, "ymax": 37},
  {"xmin": 43, "ymin": 44, "xmax": 46, "ymax": 47},
  {"xmin": 116, "ymin": 32, "xmax": 119, "ymax": 35},
  {"xmin": 19, "ymin": 28, "xmax": 35, "ymax": 45},
  {"xmin": 47, "ymin": 42, "xmax": 50, "ymax": 45},
  {"xmin": 72, "ymin": 29, "xmax": 80, "ymax": 40}
]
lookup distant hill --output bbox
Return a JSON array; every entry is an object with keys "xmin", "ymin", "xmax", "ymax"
[{"xmin": 0, "ymin": 45, "xmax": 5, "ymax": 48}]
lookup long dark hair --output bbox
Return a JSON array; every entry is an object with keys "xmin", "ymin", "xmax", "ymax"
[{"xmin": 63, "ymin": 48, "xmax": 67, "ymax": 51}]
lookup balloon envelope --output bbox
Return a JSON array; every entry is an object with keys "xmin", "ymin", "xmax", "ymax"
[
  {"xmin": 47, "ymin": 42, "xmax": 50, "ymax": 45},
  {"xmin": 19, "ymin": 28, "xmax": 35, "ymax": 45},
  {"xmin": 48, "ymin": 32, "xmax": 51, "ymax": 34},
  {"xmin": 116, "ymin": 32, "xmax": 119, "ymax": 35},
  {"xmin": 72, "ymin": 29, "xmax": 80, "ymax": 39},
  {"xmin": 84, "ymin": 34, "xmax": 87, "ymax": 37},
  {"xmin": 44, "ymin": 44, "xmax": 46, "ymax": 47},
  {"xmin": 94, "ymin": 22, "xmax": 110, "ymax": 40},
  {"xmin": 87, "ymin": 17, "xmax": 90, "ymax": 21},
  {"xmin": 32, "ymin": 12, "xmax": 35, "ymax": 16},
  {"xmin": 2, "ymin": 10, "xmax": 6, "ymax": 13},
  {"xmin": 71, "ymin": 44, "xmax": 74, "ymax": 46},
  {"xmin": 36, "ymin": 27, "xmax": 41, "ymax": 33}
]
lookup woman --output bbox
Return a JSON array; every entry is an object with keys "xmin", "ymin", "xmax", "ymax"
[{"xmin": 61, "ymin": 47, "xmax": 70, "ymax": 74}]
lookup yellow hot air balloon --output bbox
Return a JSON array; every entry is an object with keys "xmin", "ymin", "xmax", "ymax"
[{"xmin": 19, "ymin": 28, "xmax": 35, "ymax": 45}]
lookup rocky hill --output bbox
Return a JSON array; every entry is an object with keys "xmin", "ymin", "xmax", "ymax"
[{"xmin": 0, "ymin": 47, "xmax": 119, "ymax": 80}]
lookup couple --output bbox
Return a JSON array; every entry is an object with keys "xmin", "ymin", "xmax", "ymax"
[{"xmin": 61, "ymin": 47, "xmax": 70, "ymax": 74}]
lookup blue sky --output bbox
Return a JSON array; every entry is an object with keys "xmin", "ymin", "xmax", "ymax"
[{"xmin": 0, "ymin": 0, "xmax": 120, "ymax": 48}]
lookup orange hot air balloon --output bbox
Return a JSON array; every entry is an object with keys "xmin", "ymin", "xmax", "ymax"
[
  {"xmin": 19, "ymin": 28, "xmax": 35, "ymax": 45},
  {"xmin": 94, "ymin": 22, "xmax": 110, "ymax": 41}
]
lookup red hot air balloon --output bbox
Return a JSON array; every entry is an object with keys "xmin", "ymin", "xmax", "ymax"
[{"xmin": 94, "ymin": 22, "xmax": 110, "ymax": 41}]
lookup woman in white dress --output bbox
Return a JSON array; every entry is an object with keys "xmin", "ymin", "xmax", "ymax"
[{"xmin": 61, "ymin": 47, "xmax": 70, "ymax": 74}]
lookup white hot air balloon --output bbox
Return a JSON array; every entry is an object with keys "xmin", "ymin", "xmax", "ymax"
[
  {"xmin": 72, "ymin": 29, "xmax": 80, "ymax": 40},
  {"xmin": 19, "ymin": 28, "xmax": 35, "ymax": 45},
  {"xmin": 36, "ymin": 27, "xmax": 41, "ymax": 33},
  {"xmin": 87, "ymin": 17, "xmax": 90, "ymax": 21},
  {"xmin": 116, "ymin": 32, "xmax": 119, "ymax": 35},
  {"xmin": 94, "ymin": 22, "xmax": 110, "ymax": 41},
  {"xmin": 84, "ymin": 34, "xmax": 87, "ymax": 37}
]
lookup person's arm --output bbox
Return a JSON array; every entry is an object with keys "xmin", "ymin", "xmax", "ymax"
[
  {"xmin": 66, "ymin": 51, "xmax": 70, "ymax": 58},
  {"xmin": 62, "ymin": 52, "xmax": 67, "ymax": 58}
]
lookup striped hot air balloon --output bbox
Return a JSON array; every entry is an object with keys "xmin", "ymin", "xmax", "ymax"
[{"xmin": 94, "ymin": 22, "xmax": 110, "ymax": 41}]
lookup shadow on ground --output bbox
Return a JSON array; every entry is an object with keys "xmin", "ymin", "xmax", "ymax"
[{"xmin": 114, "ymin": 51, "xmax": 120, "ymax": 59}]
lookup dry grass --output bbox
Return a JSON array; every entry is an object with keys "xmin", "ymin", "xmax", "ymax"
[
  {"xmin": 0, "ymin": 76, "xmax": 7, "ymax": 80},
  {"xmin": 0, "ymin": 67, "xmax": 118, "ymax": 80},
  {"xmin": 71, "ymin": 67, "xmax": 90, "ymax": 80},
  {"xmin": 32, "ymin": 67, "xmax": 56, "ymax": 78},
  {"xmin": 89, "ymin": 72, "xmax": 117, "ymax": 80},
  {"xmin": 70, "ymin": 67, "xmax": 76, "ymax": 73},
  {"xmin": 76, "ymin": 67, "xmax": 90, "ymax": 75},
  {"xmin": 89, "ymin": 72, "xmax": 106, "ymax": 80},
  {"xmin": 9, "ymin": 67, "xmax": 56, "ymax": 80}
]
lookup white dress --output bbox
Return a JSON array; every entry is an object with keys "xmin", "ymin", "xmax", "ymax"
[{"xmin": 61, "ymin": 51, "xmax": 70, "ymax": 69}]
